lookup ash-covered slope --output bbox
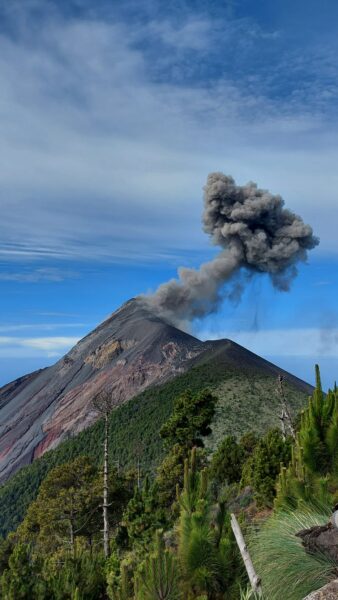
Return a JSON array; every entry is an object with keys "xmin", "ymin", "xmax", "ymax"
[
  {"xmin": 0, "ymin": 299, "xmax": 205, "ymax": 482},
  {"xmin": 0, "ymin": 298, "xmax": 312, "ymax": 483}
]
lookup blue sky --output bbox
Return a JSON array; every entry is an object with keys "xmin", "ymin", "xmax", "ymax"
[{"xmin": 1, "ymin": 0, "xmax": 338, "ymax": 389}]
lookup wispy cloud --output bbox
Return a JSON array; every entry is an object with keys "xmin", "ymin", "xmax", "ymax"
[
  {"xmin": 314, "ymin": 280, "xmax": 331, "ymax": 287},
  {"xmin": 0, "ymin": 267, "xmax": 79, "ymax": 282},
  {"xmin": 0, "ymin": 336, "xmax": 79, "ymax": 358},
  {"xmin": 20, "ymin": 337, "xmax": 80, "ymax": 351},
  {"xmin": 0, "ymin": 323, "xmax": 88, "ymax": 333},
  {"xmin": 0, "ymin": 2, "xmax": 336, "ymax": 265},
  {"xmin": 147, "ymin": 17, "xmax": 212, "ymax": 52}
]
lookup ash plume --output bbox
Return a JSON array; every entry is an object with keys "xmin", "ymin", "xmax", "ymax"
[{"xmin": 142, "ymin": 172, "xmax": 319, "ymax": 326}]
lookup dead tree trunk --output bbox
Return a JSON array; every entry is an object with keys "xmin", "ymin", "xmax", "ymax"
[
  {"xmin": 279, "ymin": 408, "xmax": 287, "ymax": 442},
  {"xmin": 230, "ymin": 513, "xmax": 262, "ymax": 595},
  {"xmin": 92, "ymin": 390, "xmax": 116, "ymax": 559},
  {"xmin": 277, "ymin": 374, "xmax": 296, "ymax": 441},
  {"xmin": 103, "ymin": 410, "xmax": 109, "ymax": 559}
]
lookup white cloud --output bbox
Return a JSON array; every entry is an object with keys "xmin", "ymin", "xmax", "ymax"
[
  {"xmin": 0, "ymin": 336, "xmax": 79, "ymax": 358},
  {"xmin": 0, "ymin": 6, "xmax": 337, "ymax": 265},
  {"xmin": 147, "ymin": 18, "xmax": 212, "ymax": 51},
  {"xmin": 0, "ymin": 323, "xmax": 88, "ymax": 332},
  {"xmin": 20, "ymin": 337, "xmax": 80, "ymax": 351},
  {"xmin": 200, "ymin": 327, "xmax": 338, "ymax": 358},
  {"xmin": 0, "ymin": 268, "xmax": 79, "ymax": 282}
]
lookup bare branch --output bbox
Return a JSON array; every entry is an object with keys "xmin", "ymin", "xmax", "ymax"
[
  {"xmin": 91, "ymin": 389, "xmax": 116, "ymax": 416},
  {"xmin": 277, "ymin": 374, "xmax": 296, "ymax": 441}
]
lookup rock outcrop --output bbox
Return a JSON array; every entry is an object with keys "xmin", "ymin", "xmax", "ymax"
[
  {"xmin": 303, "ymin": 580, "xmax": 338, "ymax": 599},
  {"xmin": 296, "ymin": 522, "xmax": 338, "ymax": 563}
]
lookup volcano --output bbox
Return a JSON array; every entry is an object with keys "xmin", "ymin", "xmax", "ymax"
[{"xmin": 0, "ymin": 298, "xmax": 312, "ymax": 483}]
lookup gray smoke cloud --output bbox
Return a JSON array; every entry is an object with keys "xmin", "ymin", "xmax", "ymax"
[{"xmin": 142, "ymin": 172, "xmax": 319, "ymax": 325}]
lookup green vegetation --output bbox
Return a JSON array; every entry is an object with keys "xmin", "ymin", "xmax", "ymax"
[
  {"xmin": 241, "ymin": 429, "xmax": 292, "ymax": 507},
  {"xmin": 1, "ymin": 388, "xmax": 244, "ymax": 598},
  {"xmin": 134, "ymin": 529, "xmax": 179, "ymax": 600},
  {"xmin": 246, "ymin": 366, "xmax": 338, "ymax": 599},
  {"xmin": 0, "ymin": 357, "xmax": 308, "ymax": 538},
  {"xmin": 276, "ymin": 364, "xmax": 338, "ymax": 509},
  {"xmin": 210, "ymin": 433, "xmax": 258, "ymax": 486},
  {"xmin": 6, "ymin": 362, "xmax": 338, "ymax": 600},
  {"xmin": 160, "ymin": 388, "xmax": 217, "ymax": 449},
  {"xmin": 0, "ymin": 373, "xmax": 318, "ymax": 599},
  {"xmin": 249, "ymin": 507, "xmax": 335, "ymax": 600},
  {"xmin": 108, "ymin": 418, "xmax": 245, "ymax": 600}
]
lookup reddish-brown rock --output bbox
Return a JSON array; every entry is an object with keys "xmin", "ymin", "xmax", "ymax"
[{"xmin": 0, "ymin": 298, "xmax": 312, "ymax": 483}]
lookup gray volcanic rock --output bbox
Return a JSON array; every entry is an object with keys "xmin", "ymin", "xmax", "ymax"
[
  {"xmin": 0, "ymin": 298, "xmax": 312, "ymax": 483},
  {"xmin": 303, "ymin": 580, "xmax": 338, "ymax": 599},
  {"xmin": 296, "ymin": 522, "xmax": 338, "ymax": 563},
  {"xmin": 0, "ymin": 299, "xmax": 204, "ymax": 481}
]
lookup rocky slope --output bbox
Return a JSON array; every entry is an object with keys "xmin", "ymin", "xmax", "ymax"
[{"xmin": 0, "ymin": 298, "xmax": 312, "ymax": 483}]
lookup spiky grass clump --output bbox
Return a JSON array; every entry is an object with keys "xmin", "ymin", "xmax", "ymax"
[
  {"xmin": 249, "ymin": 506, "xmax": 336, "ymax": 600},
  {"xmin": 239, "ymin": 587, "xmax": 263, "ymax": 600}
]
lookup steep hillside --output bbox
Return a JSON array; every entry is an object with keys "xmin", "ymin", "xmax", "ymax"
[
  {"xmin": 0, "ymin": 299, "xmax": 205, "ymax": 482},
  {"xmin": 0, "ymin": 345, "xmax": 312, "ymax": 538},
  {"xmin": 0, "ymin": 297, "xmax": 311, "ymax": 483}
]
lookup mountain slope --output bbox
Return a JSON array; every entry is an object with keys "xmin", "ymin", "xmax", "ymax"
[
  {"xmin": 0, "ymin": 298, "xmax": 312, "ymax": 483},
  {"xmin": 0, "ymin": 299, "xmax": 205, "ymax": 482},
  {"xmin": 0, "ymin": 345, "xmax": 312, "ymax": 537}
]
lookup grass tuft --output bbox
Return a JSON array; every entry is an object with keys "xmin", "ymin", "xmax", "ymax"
[{"xmin": 249, "ymin": 506, "xmax": 336, "ymax": 600}]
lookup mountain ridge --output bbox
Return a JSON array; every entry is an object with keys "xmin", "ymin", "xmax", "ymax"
[{"xmin": 0, "ymin": 297, "xmax": 312, "ymax": 483}]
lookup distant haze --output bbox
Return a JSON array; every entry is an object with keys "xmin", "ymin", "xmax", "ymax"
[{"xmin": 142, "ymin": 172, "xmax": 319, "ymax": 326}]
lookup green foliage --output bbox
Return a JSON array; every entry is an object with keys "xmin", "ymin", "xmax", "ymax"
[
  {"xmin": 0, "ymin": 358, "xmax": 308, "ymax": 538},
  {"xmin": 17, "ymin": 457, "xmax": 102, "ymax": 555},
  {"xmin": 0, "ymin": 544, "xmax": 106, "ymax": 600},
  {"xmin": 238, "ymin": 432, "xmax": 259, "ymax": 456},
  {"xmin": 123, "ymin": 481, "xmax": 162, "ymax": 548},
  {"xmin": 0, "ymin": 537, "xmax": 13, "ymax": 575},
  {"xmin": 155, "ymin": 444, "xmax": 208, "ymax": 513},
  {"xmin": 176, "ymin": 449, "xmax": 239, "ymax": 599},
  {"xmin": 155, "ymin": 385, "xmax": 216, "ymax": 517},
  {"xmin": 44, "ymin": 552, "xmax": 106, "ymax": 599},
  {"xmin": 276, "ymin": 366, "xmax": 338, "ymax": 509},
  {"xmin": 0, "ymin": 362, "xmax": 317, "ymax": 599},
  {"xmin": 0, "ymin": 543, "xmax": 38, "ymax": 599},
  {"xmin": 155, "ymin": 444, "xmax": 187, "ymax": 510},
  {"xmin": 135, "ymin": 530, "xmax": 180, "ymax": 600},
  {"xmin": 249, "ymin": 507, "xmax": 335, "ymax": 600},
  {"xmin": 13, "ymin": 455, "xmax": 132, "ymax": 571},
  {"xmin": 239, "ymin": 588, "xmax": 264, "ymax": 600},
  {"xmin": 107, "ymin": 560, "xmax": 134, "ymax": 600},
  {"xmin": 241, "ymin": 429, "xmax": 291, "ymax": 507},
  {"xmin": 210, "ymin": 435, "xmax": 246, "ymax": 485},
  {"xmin": 160, "ymin": 389, "xmax": 217, "ymax": 450}
]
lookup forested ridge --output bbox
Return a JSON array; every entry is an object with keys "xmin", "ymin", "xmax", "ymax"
[
  {"xmin": 1, "ymin": 365, "xmax": 337, "ymax": 599},
  {"xmin": 0, "ymin": 355, "xmax": 308, "ymax": 539}
]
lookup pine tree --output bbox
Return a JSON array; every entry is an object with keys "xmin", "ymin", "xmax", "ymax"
[
  {"xmin": 241, "ymin": 429, "xmax": 291, "ymax": 507},
  {"xmin": 160, "ymin": 389, "xmax": 217, "ymax": 451},
  {"xmin": 109, "ymin": 562, "xmax": 134, "ymax": 600},
  {"xmin": 135, "ymin": 530, "xmax": 180, "ymax": 600},
  {"xmin": 176, "ymin": 448, "xmax": 233, "ymax": 599},
  {"xmin": 210, "ymin": 435, "xmax": 245, "ymax": 485},
  {"xmin": 156, "ymin": 388, "xmax": 216, "ymax": 513},
  {"xmin": 123, "ymin": 478, "xmax": 162, "ymax": 548},
  {"xmin": 16, "ymin": 457, "xmax": 102, "ymax": 557},
  {"xmin": 0, "ymin": 544, "xmax": 37, "ymax": 600},
  {"xmin": 276, "ymin": 366, "xmax": 338, "ymax": 509}
]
